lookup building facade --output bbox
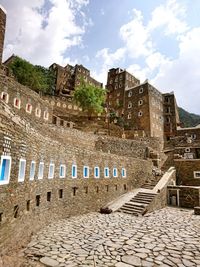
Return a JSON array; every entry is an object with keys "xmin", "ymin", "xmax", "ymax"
[
  {"xmin": 50, "ymin": 63, "xmax": 103, "ymax": 98},
  {"xmin": 0, "ymin": 5, "xmax": 6, "ymax": 64}
]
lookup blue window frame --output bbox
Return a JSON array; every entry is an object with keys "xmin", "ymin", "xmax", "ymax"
[
  {"xmin": 94, "ymin": 167, "xmax": 100, "ymax": 178},
  {"xmin": 30, "ymin": 161, "xmax": 36, "ymax": 180},
  {"xmin": 104, "ymin": 167, "xmax": 109, "ymax": 178},
  {"xmin": 72, "ymin": 165, "xmax": 77, "ymax": 178},
  {"xmin": 113, "ymin": 168, "xmax": 118, "ymax": 178},
  {"xmin": 0, "ymin": 156, "xmax": 11, "ymax": 185},
  {"xmin": 18, "ymin": 159, "xmax": 26, "ymax": 182},
  {"xmin": 122, "ymin": 168, "xmax": 126, "ymax": 178},
  {"xmin": 59, "ymin": 164, "xmax": 66, "ymax": 178},
  {"xmin": 83, "ymin": 166, "xmax": 89, "ymax": 178}
]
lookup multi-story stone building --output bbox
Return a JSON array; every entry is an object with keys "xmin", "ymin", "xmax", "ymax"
[
  {"xmin": 49, "ymin": 63, "xmax": 103, "ymax": 98},
  {"xmin": 0, "ymin": 5, "xmax": 6, "ymax": 64},
  {"xmin": 163, "ymin": 93, "xmax": 180, "ymax": 140},
  {"xmin": 106, "ymin": 68, "xmax": 179, "ymax": 140}
]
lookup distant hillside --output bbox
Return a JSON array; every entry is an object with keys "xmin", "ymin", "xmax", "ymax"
[{"xmin": 179, "ymin": 107, "xmax": 200, "ymax": 128}]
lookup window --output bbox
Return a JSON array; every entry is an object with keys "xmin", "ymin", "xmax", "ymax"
[
  {"xmin": 14, "ymin": 98, "xmax": 21, "ymax": 109},
  {"xmin": 47, "ymin": 192, "xmax": 51, "ymax": 202},
  {"xmin": 113, "ymin": 168, "xmax": 118, "ymax": 178},
  {"xmin": 29, "ymin": 161, "xmax": 36, "ymax": 181},
  {"xmin": 194, "ymin": 171, "xmax": 200, "ymax": 178},
  {"xmin": 138, "ymin": 111, "xmax": 143, "ymax": 117},
  {"xmin": 1, "ymin": 92, "xmax": 9, "ymax": 103},
  {"xmin": 110, "ymin": 79, "xmax": 113, "ymax": 84},
  {"xmin": 138, "ymin": 100, "xmax": 143, "ymax": 106},
  {"xmin": 122, "ymin": 168, "xmax": 126, "ymax": 178},
  {"xmin": 191, "ymin": 134, "xmax": 197, "ymax": 140},
  {"xmin": 35, "ymin": 108, "xmax": 41, "ymax": 118},
  {"xmin": 48, "ymin": 163, "xmax": 55, "ymax": 179},
  {"xmin": 139, "ymin": 87, "xmax": 143, "ymax": 94},
  {"xmin": 59, "ymin": 189, "xmax": 63, "ymax": 199},
  {"xmin": 0, "ymin": 156, "xmax": 12, "ymax": 185},
  {"xmin": 104, "ymin": 167, "xmax": 109, "ymax": 178},
  {"xmin": 72, "ymin": 164, "xmax": 77, "ymax": 178},
  {"xmin": 44, "ymin": 111, "xmax": 49, "ymax": 120},
  {"xmin": 18, "ymin": 159, "xmax": 26, "ymax": 182},
  {"xmin": 128, "ymin": 113, "xmax": 131, "ymax": 119},
  {"xmin": 59, "ymin": 164, "xmax": 66, "ymax": 178},
  {"xmin": 26, "ymin": 103, "xmax": 32, "ymax": 114},
  {"xmin": 185, "ymin": 148, "xmax": 190, "ymax": 153},
  {"xmin": 36, "ymin": 195, "xmax": 40, "ymax": 206},
  {"xmin": 128, "ymin": 102, "xmax": 132, "ymax": 109},
  {"xmin": 115, "ymin": 77, "xmax": 118, "ymax": 82},
  {"xmin": 115, "ymin": 84, "xmax": 118, "ymax": 90},
  {"xmin": 166, "ymin": 107, "xmax": 171, "ymax": 113},
  {"xmin": 38, "ymin": 162, "xmax": 44, "ymax": 179},
  {"xmin": 119, "ymin": 83, "xmax": 122, "ymax": 88},
  {"xmin": 94, "ymin": 167, "xmax": 100, "ymax": 178},
  {"xmin": 128, "ymin": 91, "xmax": 132, "ymax": 97},
  {"xmin": 83, "ymin": 166, "xmax": 89, "ymax": 178},
  {"xmin": 26, "ymin": 200, "xmax": 30, "ymax": 211},
  {"xmin": 13, "ymin": 205, "xmax": 19, "ymax": 218}
]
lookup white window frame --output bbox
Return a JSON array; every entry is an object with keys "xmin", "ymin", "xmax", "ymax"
[
  {"xmin": 194, "ymin": 171, "xmax": 200, "ymax": 179},
  {"xmin": 0, "ymin": 155, "xmax": 12, "ymax": 185},
  {"xmin": 128, "ymin": 91, "xmax": 132, "ymax": 97},
  {"xmin": 14, "ymin": 98, "xmax": 21, "ymax": 109},
  {"xmin": 139, "ymin": 87, "xmax": 143, "ymax": 94},
  {"xmin": 1, "ymin": 92, "xmax": 9, "ymax": 103},
  {"xmin": 113, "ymin": 168, "xmax": 118, "ymax": 178},
  {"xmin": 128, "ymin": 113, "xmax": 131, "ymax": 119},
  {"xmin": 59, "ymin": 164, "xmax": 66, "ymax": 178},
  {"xmin": 18, "ymin": 159, "xmax": 26, "ymax": 182},
  {"xmin": 35, "ymin": 108, "xmax": 41, "ymax": 118},
  {"xmin": 138, "ymin": 100, "xmax": 143, "ymax": 106},
  {"xmin": 83, "ymin": 166, "xmax": 89, "ymax": 178},
  {"xmin": 44, "ymin": 111, "xmax": 49, "ymax": 121},
  {"xmin": 185, "ymin": 148, "xmax": 190, "ymax": 153},
  {"xmin": 38, "ymin": 162, "xmax": 44, "ymax": 180},
  {"xmin": 115, "ymin": 84, "xmax": 118, "ymax": 90},
  {"xmin": 29, "ymin": 161, "xmax": 36, "ymax": 181},
  {"xmin": 48, "ymin": 163, "xmax": 55, "ymax": 179},
  {"xmin": 128, "ymin": 102, "xmax": 132, "ymax": 109},
  {"xmin": 72, "ymin": 164, "xmax": 77, "ymax": 179},
  {"xmin": 104, "ymin": 167, "xmax": 109, "ymax": 178},
  {"xmin": 94, "ymin": 166, "xmax": 100, "ymax": 178},
  {"xmin": 122, "ymin": 168, "xmax": 127, "ymax": 178},
  {"xmin": 138, "ymin": 111, "xmax": 143, "ymax": 117},
  {"xmin": 26, "ymin": 103, "xmax": 32, "ymax": 114}
]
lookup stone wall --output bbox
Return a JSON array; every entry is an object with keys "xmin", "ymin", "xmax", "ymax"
[
  {"xmin": 0, "ymin": 100, "xmax": 152, "ymax": 254},
  {"xmin": 174, "ymin": 159, "xmax": 200, "ymax": 186}
]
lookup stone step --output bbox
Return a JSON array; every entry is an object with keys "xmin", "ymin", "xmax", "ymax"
[
  {"xmin": 118, "ymin": 209, "xmax": 140, "ymax": 215},
  {"xmin": 136, "ymin": 193, "xmax": 156, "ymax": 198},
  {"xmin": 119, "ymin": 206, "xmax": 144, "ymax": 214},
  {"xmin": 123, "ymin": 203, "xmax": 145, "ymax": 210},
  {"xmin": 131, "ymin": 197, "xmax": 154, "ymax": 203},
  {"xmin": 130, "ymin": 199, "xmax": 152, "ymax": 205},
  {"xmin": 137, "ymin": 192, "xmax": 157, "ymax": 197}
]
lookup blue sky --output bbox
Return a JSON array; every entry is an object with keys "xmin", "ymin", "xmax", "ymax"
[{"xmin": 1, "ymin": 0, "xmax": 200, "ymax": 114}]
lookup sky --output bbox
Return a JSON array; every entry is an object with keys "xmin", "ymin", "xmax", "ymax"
[{"xmin": 1, "ymin": 0, "xmax": 200, "ymax": 114}]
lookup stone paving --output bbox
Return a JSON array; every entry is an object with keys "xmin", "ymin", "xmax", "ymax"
[{"xmin": 24, "ymin": 207, "xmax": 200, "ymax": 267}]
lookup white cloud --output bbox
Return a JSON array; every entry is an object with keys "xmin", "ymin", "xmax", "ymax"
[
  {"xmin": 127, "ymin": 64, "xmax": 149, "ymax": 83},
  {"xmin": 148, "ymin": 0, "xmax": 189, "ymax": 36},
  {"xmin": 120, "ymin": 9, "xmax": 153, "ymax": 58},
  {"xmin": 2, "ymin": 0, "xmax": 89, "ymax": 66}
]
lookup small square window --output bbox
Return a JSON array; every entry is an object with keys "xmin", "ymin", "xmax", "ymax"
[
  {"xmin": 44, "ymin": 111, "xmax": 49, "ymax": 121},
  {"xmin": 128, "ymin": 102, "xmax": 132, "ymax": 109},
  {"xmin": 185, "ymin": 148, "xmax": 190, "ymax": 153},
  {"xmin": 115, "ymin": 84, "xmax": 118, "ymax": 90},
  {"xmin": 138, "ymin": 111, "xmax": 143, "ymax": 117},
  {"xmin": 128, "ymin": 113, "xmax": 131, "ymax": 119},
  {"xmin": 35, "ymin": 108, "xmax": 41, "ymax": 118},
  {"xmin": 138, "ymin": 100, "xmax": 143, "ymax": 106},
  {"xmin": 83, "ymin": 166, "xmax": 89, "ymax": 178},
  {"xmin": 94, "ymin": 167, "xmax": 100, "ymax": 178},
  {"xmin": 104, "ymin": 167, "xmax": 109, "ymax": 178},
  {"xmin": 18, "ymin": 159, "xmax": 26, "ymax": 182},
  {"xmin": 128, "ymin": 91, "xmax": 132, "ymax": 97},
  {"xmin": 194, "ymin": 171, "xmax": 200, "ymax": 178},
  {"xmin": 59, "ymin": 165, "xmax": 66, "ymax": 178}
]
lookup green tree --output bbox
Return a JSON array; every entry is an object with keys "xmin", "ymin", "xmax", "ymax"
[
  {"xmin": 74, "ymin": 79, "xmax": 106, "ymax": 119},
  {"xmin": 8, "ymin": 56, "xmax": 55, "ymax": 94}
]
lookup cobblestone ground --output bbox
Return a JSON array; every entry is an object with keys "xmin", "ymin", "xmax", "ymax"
[{"xmin": 24, "ymin": 207, "xmax": 200, "ymax": 267}]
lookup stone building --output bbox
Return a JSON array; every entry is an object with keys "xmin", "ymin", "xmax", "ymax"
[
  {"xmin": 163, "ymin": 92, "xmax": 180, "ymax": 140},
  {"xmin": 0, "ymin": 5, "xmax": 6, "ymax": 64},
  {"xmin": 106, "ymin": 68, "xmax": 180, "ymax": 140},
  {"xmin": 49, "ymin": 63, "xmax": 103, "ymax": 98}
]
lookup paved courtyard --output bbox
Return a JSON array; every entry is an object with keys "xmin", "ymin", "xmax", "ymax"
[{"xmin": 24, "ymin": 207, "xmax": 200, "ymax": 267}]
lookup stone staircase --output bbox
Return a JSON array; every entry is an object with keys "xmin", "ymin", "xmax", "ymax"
[
  {"xmin": 118, "ymin": 192, "xmax": 157, "ymax": 216},
  {"xmin": 141, "ymin": 175, "xmax": 162, "ymax": 190}
]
